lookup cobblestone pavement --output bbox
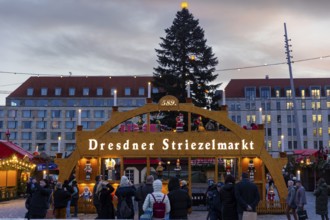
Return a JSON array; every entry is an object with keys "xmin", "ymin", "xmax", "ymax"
[{"xmin": 0, "ymin": 191, "xmax": 329, "ymax": 219}]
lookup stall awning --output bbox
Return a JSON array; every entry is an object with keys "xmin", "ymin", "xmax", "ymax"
[{"xmin": 293, "ymin": 149, "xmax": 318, "ymax": 156}]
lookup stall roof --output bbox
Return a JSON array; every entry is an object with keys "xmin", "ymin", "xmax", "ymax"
[
  {"xmin": 293, "ymin": 149, "xmax": 319, "ymax": 157},
  {"xmin": 0, "ymin": 140, "xmax": 34, "ymax": 159}
]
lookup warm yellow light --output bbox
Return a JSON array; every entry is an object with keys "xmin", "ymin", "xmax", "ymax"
[
  {"xmin": 189, "ymin": 55, "xmax": 195, "ymax": 60},
  {"xmin": 181, "ymin": 1, "xmax": 188, "ymax": 9}
]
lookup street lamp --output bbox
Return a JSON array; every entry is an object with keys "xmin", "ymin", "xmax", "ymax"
[{"xmin": 167, "ymin": 161, "xmax": 171, "ymax": 179}]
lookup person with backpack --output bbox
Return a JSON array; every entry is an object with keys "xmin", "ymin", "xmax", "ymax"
[
  {"xmin": 220, "ymin": 175, "xmax": 238, "ymax": 220},
  {"xmin": 167, "ymin": 177, "xmax": 192, "ymax": 219},
  {"xmin": 208, "ymin": 182, "xmax": 223, "ymax": 220},
  {"xmin": 135, "ymin": 175, "xmax": 154, "ymax": 217},
  {"xmin": 206, "ymin": 180, "xmax": 217, "ymax": 220},
  {"xmin": 115, "ymin": 175, "xmax": 136, "ymax": 219},
  {"xmin": 143, "ymin": 179, "xmax": 171, "ymax": 220},
  {"xmin": 286, "ymin": 180, "xmax": 298, "ymax": 220}
]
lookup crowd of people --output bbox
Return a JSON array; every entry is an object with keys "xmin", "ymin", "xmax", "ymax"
[
  {"xmin": 286, "ymin": 177, "xmax": 329, "ymax": 220},
  {"xmin": 23, "ymin": 172, "xmax": 329, "ymax": 220}
]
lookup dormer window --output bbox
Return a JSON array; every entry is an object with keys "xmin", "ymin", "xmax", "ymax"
[
  {"xmin": 83, "ymin": 88, "xmax": 89, "ymax": 96},
  {"xmin": 96, "ymin": 88, "xmax": 103, "ymax": 96},
  {"xmin": 55, "ymin": 88, "xmax": 62, "ymax": 96},
  {"xmin": 310, "ymin": 86, "xmax": 321, "ymax": 98},
  {"xmin": 69, "ymin": 88, "xmax": 75, "ymax": 96},
  {"xmin": 110, "ymin": 88, "xmax": 116, "ymax": 96},
  {"xmin": 125, "ymin": 87, "xmax": 131, "ymax": 96},
  {"xmin": 138, "ymin": 87, "xmax": 145, "ymax": 96},
  {"xmin": 285, "ymin": 89, "xmax": 292, "ymax": 98},
  {"xmin": 27, "ymin": 88, "xmax": 34, "ymax": 96},
  {"xmin": 260, "ymin": 87, "xmax": 270, "ymax": 99},
  {"xmin": 245, "ymin": 87, "xmax": 256, "ymax": 100},
  {"xmin": 41, "ymin": 88, "xmax": 48, "ymax": 96}
]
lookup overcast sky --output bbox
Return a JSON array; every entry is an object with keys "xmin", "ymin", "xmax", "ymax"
[{"xmin": 0, "ymin": 0, "xmax": 329, "ymax": 105}]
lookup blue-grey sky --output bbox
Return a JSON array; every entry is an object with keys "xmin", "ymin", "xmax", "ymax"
[{"xmin": 0, "ymin": 0, "xmax": 329, "ymax": 105}]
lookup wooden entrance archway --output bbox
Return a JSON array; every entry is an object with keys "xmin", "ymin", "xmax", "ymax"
[{"xmin": 55, "ymin": 96, "xmax": 287, "ymax": 200}]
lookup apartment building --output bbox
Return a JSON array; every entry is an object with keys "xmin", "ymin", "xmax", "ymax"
[
  {"xmin": 225, "ymin": 77, "xmax": 330, "ymax": 154},
  {"xmin": 0, "ymin": 76, "xmax": 153, "ymax": 156}
]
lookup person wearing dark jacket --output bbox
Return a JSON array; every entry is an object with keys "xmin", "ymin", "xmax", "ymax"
[
  {"xmin": 99, "ymin": 181, "xmax": 115, "ymax": 219},
  {"xmin": 167, "ymin": 177, "xmax": 192, "ymax": 219},
  {"xmin": 220, "ymin": 175, "xmax": 238, "ymax": 220},
  {"xmin": 53, "ymin": 182, "xmax": 72, "ymax": 219},
  {"xmin": 115, "ymin": 176, "xmax": 136, "ymax": 219},
  {"xmin": 208, "ymin": 182, "xmax": 223, "ymax": 220},
  {"xmin": 70, "ymin": 180, "xmax": 79, "ymax": 217},
  {"xmin": 135, "ymin": 175, "xmax": 154, "ymax": 217},
  {"xmin": 235, "ymin": 172, "xmax": 260, "ymax": 220},
  {"xmin": 93, "ymin": 175, "xmax": 102, "ymax": 219},
  {"xmin": 28, "ymin": 179, "xmax": 52, "ymax": 219},
  {"xmin": 314, "ymin": 178, "xmax": 329, "ymax": 220}
]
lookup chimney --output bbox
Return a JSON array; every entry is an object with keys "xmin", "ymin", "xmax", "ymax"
[{"xmin": 265, "ymin": 75, "xmax": 269, "ymax": 79}]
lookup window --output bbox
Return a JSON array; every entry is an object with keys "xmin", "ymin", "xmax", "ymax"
[
  {"xmin": 51, "ymin": 100, "xmax": 62, "ymax": 106},
  {"xmin": 277, "ymin": 115, "xmax": 281, "ymax": 123},
  {"xmin": 138, "ymin": 87, "xmax": 145, "ymax": 96},
  {"xmin": 301, "ymin": 101, "xmax": 306, "ymax": 110},
  {"xmin": 312, "ymin": 114, "xmax": 322, "ymax": 123},
  {"xmin": 55, "ymin": 88, "xmax": 62, "ymax": 96},
  {"xmin": 67, "ymin": 99, "xmax": 78, "ymax": 107},
  {"xmin": 236, "ymin": 104, "xmax": 241, "ymax": 110},
  {"xmin": 260, "ymin": 87, "xmax": 271, "ymax": 99},
  {"xmin": 277, "ymin": 128, "xmax": 282, "ymax": 136},
  {"xmin": 93, "ymin": 99, "xmax": 105, "ymax": 106},
  {"xmin": 246, "ymin": 115, "xmax": 256, "ymax": 124},
  {"xmin": 303, "ymin": 141, "xmax": 308, "ymax": 149},
  {"xmin": 37, "ymin": 143, "xmax": 46, "ymax": 151},
  {"xmin": 41, "ymin": 88, "xmax": 48, "ymax": 96},
  {"xmin": 36, "ymin": 100, "xmax": 48, "ymax": 107},
  {"xmin": 288, "ymin": 128, "xmax": 292, "ymax": 136},
  {"xmin": 314, "ymin": 141, "xmax": 318, "ymax": 149},
  {"xmin": 125, "ymin": 169, "xmax": 134, "ymax": 183},
  {"xmin": 231, "ymin": 115, "xmax": 236, "ymax": 122},
  {"xmin": 95, "ymin": 121, "xmax": 104, "ymax": 129},
  {"xmin": 10, "ymin": 100, "xmax": 20, "ymax": 106},
  {"xmin": 237, "ymin": 116, "xmax": 241, "ymax": 124},
  {"xmin": 94, "ymin": 110, "xmax": 104, "ymax": 118},
  {"xmin": 51, "ymin": 121, "xmax": 61, "ymax": 129},
  {"xmin": 38, "ymin": 110, "xmax": 47, "ymax": 118},
  {"xmin": 65, "ymin": 132, "xmax": 75, "ymax": 140},
  {"xmin": 230, "ymin": 104, "xmax": 235, "ymax": 111},
  {"xmin": 7, "ymin": 121, "xmax": 17, "ymax": 129},
  {"xmin": 267, "ymin": 128, "xmax": 271, "ymax": 136},
  {"xmin": 285, "ymin": 89, "xmax": 292, "ymax": 98},
  {"xmin": 0, "ymin": 110, "xmax": 4, "ymax": 117},
  {"xmin": 50, "ymin": 132, "xmax": 60, "ymax": 140},
  {"xmin": 288, "ymin": 141, "xmax": 292, "ymax": 149},
  {"xmin": 50, "ymin": 143, "xmax": 58, "ymax": 152},
  {"xmin": 69, "ymin": 88, "xmax": 75, "ymax": 96},
  {"xmin": 36, "ymin": 132, "xmax": 47, "ymax": 140},
  {"xmin": 301, "ymin": 89, "xmax": 305, "ymax": 98},
  {"xmin": 51, "ymin": 110, "xmax": 61, "ymax": 118},
  {"xmin": 66, "ymin": 143, "xmax": 76, "ymax": 151},
  {"xmin": 311, "ymin": 87, "xmax": 321, "ymax": 98},
  {"xmin": 245, "ymin": 87, "xmax": 256, "ymax": 100},
  {"xmin": 22, "ymin": 110, "xmax": 32, "ymax": 118},
  {"xmin": 286, "ymin": 102, "xmax": 294, "ymax": 110},
  {"xmin": 275, "ymin": 88, "xmax": 281, "ymax": 98},
  {"xmin": 21, "ymin": 143, "xmax": 32, "ymax": 151},
  {"xmin": 27, "ymin": 88, "xmax": 34, "ymax": 96},
  {"xmin": 326, "ymin": 87, "xmax": 330, "ymax": 97},
  {"xmin": 97, "ymin": 88, "xmax": 103, "ymax": 96},
  {"xmin": 327, "ymin": 102, "xmax": 330, "ymax": 109},
  {"xmin": 311, "ymin": 102, "xmax": 321, "ymax": 110},
  {"xmin": 303, "ymin": 128, "xmax": 307, "ymax": 136},
  {"xmin": 65, "ymin": 121, "xmax": 75, "ymax": 129},
  {"xmin": 0, "ymin": 121, "xmax": 2, "ymax": 129},
  {"xmin": 8, "ymin": 110, "xmax": 17, "ymax": 118},
  {"xmin": 318, "ymin": 128, "xmax": 323, "ymax": 137},
  {"xmin": 125, "ymin": 87, "xmax": 131, "ymax": 96},
  {"xmin": 83, "ymin": 88, "xmax": 89, "ymax": 96},
  {"xmin": 22, "ymin": 121, "xmax": 32, "ymax": 129},
  {"xmin": 22, "ymin": 132, "xmax": 32, "ymax": 140},
  {"xmin": 81, "ymin": 110, "xmax": 90, "ymax": 118},
  {"xmin": 66, "ymin": 110, "xmax": 76, "ymax": 118},
  {"xmin": 36, "ymin": 121, "xmax": 47, "ymax": 129},
  {"xmin": 328, "ymin": 127, "xmax": 330, "ymax": 136},
  {"xmin": 110, "ymin": 88, "xmax": 116, "ymax": 96},
  {"xmin": 152, "ymin": 88, "xmax": 159, "ymax": 94},
  {"xmin": 245, "ymin": 103, "xmax": 250, "ymax": 110},
  {"xmin": 276, "ymin": 102, "xmax": 281, "ymax": 110},
  {"xmin": 81, "ymin": 121, "xmax": 91, "ymax": 129},
  {"xmin": 303, "ymin": 115, "xmax": 307, "ymax": 123},
  {"xmin": 287, "ymin": 115, "xmax": 292, "ymax": 123}
]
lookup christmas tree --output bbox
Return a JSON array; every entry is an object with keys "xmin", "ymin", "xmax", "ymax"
[{"xmin": 153, "ymin": 2, "xmax": 220, "ymax": 109}]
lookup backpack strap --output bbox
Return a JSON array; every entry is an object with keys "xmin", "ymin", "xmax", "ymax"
[
  {"xmin": 151, "ymin": 193, "xmax": 157, "ymax": 202},
  {"xmin": 161, "ymin": 194, "xmax": 166, "ymax": 202}
]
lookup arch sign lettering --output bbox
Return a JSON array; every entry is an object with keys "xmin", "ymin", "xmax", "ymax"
[{"xmin": 55, "ymin": 96, "xmax": 287, "ymax": 201}]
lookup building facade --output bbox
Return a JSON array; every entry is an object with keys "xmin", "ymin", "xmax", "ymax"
[
  {"xmin": 225, "ymin": 78, "xmax": 330, "ymax": 154},
  {"xmin": 0, "ymin": 76, "xmax": 153, "ymax": 156}
]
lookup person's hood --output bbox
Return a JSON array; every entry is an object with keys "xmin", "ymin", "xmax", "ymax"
[{"xmin": 153, "ymin": 180, "xmax": 163, "ymax": 192}]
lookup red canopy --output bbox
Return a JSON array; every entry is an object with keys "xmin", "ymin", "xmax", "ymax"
[
  {"xmin": 293, "ymin": 149, "xmax": 318, "ymax": 156},
  {"xmin": 0, "ymin": 140, "xmax": 34, "ymax": 159}
]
